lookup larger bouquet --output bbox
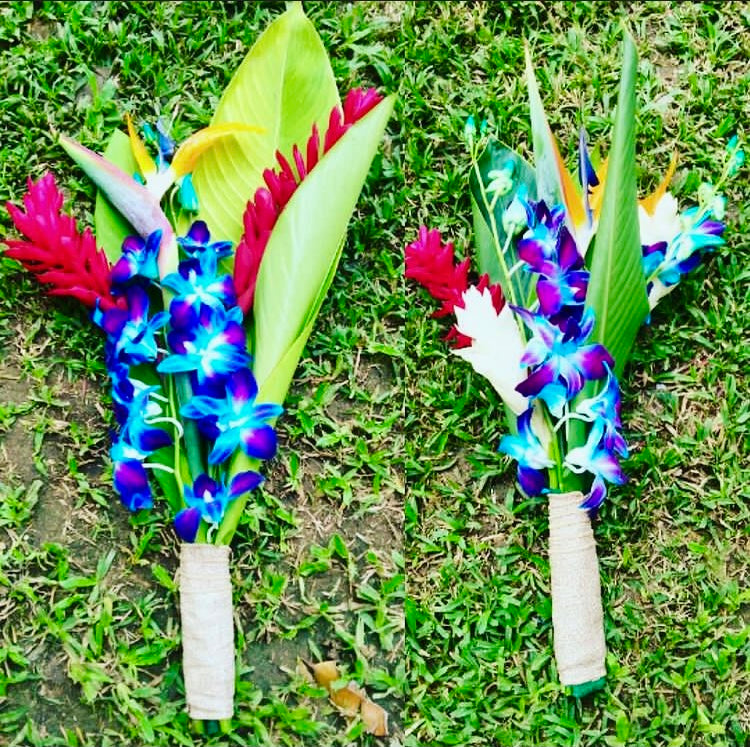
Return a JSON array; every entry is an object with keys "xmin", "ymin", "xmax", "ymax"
[
  {"xmin": 405, "ymin": 36, "xmax": 742, "ymax": 693},
  {"xmin": 3, "ymin": 3, "xmax": 393, "ymax": 728}
]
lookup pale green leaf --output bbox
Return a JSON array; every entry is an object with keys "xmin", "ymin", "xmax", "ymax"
[
  {"xmin": 215, "ymin": 96, "xmax": 394, "ymax": 547},
  {"xmin": 215, "ymin": 322, "xmax": 313, "ymax": 545},
  {"xmin": 525, "ymin": 48, "xmax": 586, "ymax": 232},
  {"xmin": 95, "ymin": 129, "xmax": 138, "ymax": 263},
  {"xmin": 251, "ymin": 95, "xmax": 395, "ymax": 394},
  {"xmin": 585, "ymin": 33, "xmax": 648, "ymax": 375},
  {"xmin": 191, "ymin": 2, "xmax": 340, "ymax": 245}
]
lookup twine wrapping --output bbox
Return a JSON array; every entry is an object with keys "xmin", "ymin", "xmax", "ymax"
[
  {"xmin": 179, "ymin": 543, "xmax": 234, "ymax": 720},
  {"xmin": 548, "ymin": 492, "xmax": 606, "ymax": 687}
]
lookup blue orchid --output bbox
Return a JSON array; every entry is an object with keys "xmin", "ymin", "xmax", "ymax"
[
  {"xmin": 517, "ymin": 202, "xmax": 588, "ymax": 318},
  {"xmin": 181, "ymin": 368, "xmax": 282, "ymax": 465},
  {"xmin": 499, "ymin": 409, "xmax": 554, "ymax": 496},
  {"xmin": 513, "ymin": 307, "xmax": 614, "ymax": 415},
  {"xmin": 112, "ymin": 458, "xmax": 153, "ymax": 511},
  {"xmin": 174, "ymin": 471, "xmax": 264, "ymax": 542},
  {"xmin": 178, "ymin": 220, "xmax": 233, "ymax": 260},
  {"xmin": 162, "ymin": 253, "xmax": 237, "ymax": 328},
  {"xmin": 573, "ymin": 366, "xmax": 628, "ymax": 458},
  {"xmin": 564, "ymin": 419, "xmax": 627, "ymax": 511},
  {"xmin": 111, "ymin": 230, "xmax": 162, "ymax": 286},
  {"xmin": 93, "ymin": 285, "xmax": 169, "ymax": 365},
  {"xmin": 158, "ymin": 305, "xmax": 250, "ymax": 384}
]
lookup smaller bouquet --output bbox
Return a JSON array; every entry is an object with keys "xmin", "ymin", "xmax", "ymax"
[
  {"xmin": 405, "ymin": 35, "xmax": 742, "ymax": 693},
  {"xmin": 3, "ymin": 3, "xmax": 393, "ymax": 729}
]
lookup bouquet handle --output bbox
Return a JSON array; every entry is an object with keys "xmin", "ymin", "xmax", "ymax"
[
  {"xmin": 179, "ymin": 543, "xmax": 235, "ymax": 720},
  {"xmin": 548, "ymin": 492, "xmax": 606, "ymax": 693}
]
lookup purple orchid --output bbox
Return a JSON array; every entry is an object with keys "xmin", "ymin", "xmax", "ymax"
[
  {"xmin": 517, "ymin": 209, "xmax": 588, "ymax": 318},
  {"xmin": 93, "ymin": 285, "xmax": 169, "ymax": 365},
  {"xmin": 564, "ymin": 419, "xmax": 627, "ymax": 511},
  {"xmin": 112, "ymin": 458, "xmax": 153, "ymax": 511},
  {"xmin": 174, "ymin": 471, "xmax": 265, "ymax": 542},
  {"xmin": 499, "ymin": 409, "xmax": 554, "ymax": 496},
  {"xmin": 573, "ymin": 366, "xmax": 628, "ymax": 458},
  {"xmin": 181, "ymin": 368, "xmax": 283, "ymax": 465},
  {"xmin": 161, "ymin": 252, "xmax": 237, "ymax": 328},
  {"xmin": 513, "ymin": 307, "xmax": 614, "ymax": 415}
]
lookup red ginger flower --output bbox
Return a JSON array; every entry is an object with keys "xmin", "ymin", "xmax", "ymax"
[
  {"xmin": 3, "ymin": 173, "xmax": 121, "ymax": 310},
  {"xmin": 404, "ymin": 225, "xmax": 505, "ymax": 349},
  {"xmin": 234, "ymin": 87, "xmax": 383, "ymax": 313}
]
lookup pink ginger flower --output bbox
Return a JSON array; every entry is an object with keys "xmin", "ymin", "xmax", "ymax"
[
  {"xmin": 4, "ymin": 173, "xmax": 122, "ymax": 311},
  {"xmin": 234, "ymin": 87, "xmax": 383, "ymax": 313}
]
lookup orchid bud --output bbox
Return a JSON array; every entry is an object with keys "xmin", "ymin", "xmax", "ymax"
[
  {"xmin": 502, "ymin": 193, "xmax": 528, "ymax": 236},
  {"xmin": 464, "ymin": 116, "xmax": 476, "ymax": 143},
  {"xmin": 487, "ymin": 164, "xmax": 514, "ymax": 197}
]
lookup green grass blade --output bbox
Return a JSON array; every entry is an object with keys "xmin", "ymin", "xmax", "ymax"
[
  {"xmin": 191, "ymin": 2, "xmax": 340, "ymax": 245},
  {"xmin": 585, "ymin": 33, "xmax": 648, "ymax": 375}
]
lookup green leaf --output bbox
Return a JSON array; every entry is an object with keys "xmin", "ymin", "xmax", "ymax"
[
  {"xmin": 94, "ymin": 129, "xmax": 138, "ymax": 263},
  {"xmin": 585, "ymin": 34, "xmax": 648, "ymax": 375},
  {"xmin": 251, "ymin": 95, "xmax": 395, "ymax": 396},
  {"xmin": 191, "ymin": 2, "xmax": 340, "ymax": 245},
  {"xmin": 469, "ymin": 140, "xmax": 537, "ymax": 308},
  {"xmin": 525, "ymin": 48, "xmax": 586, "ymax": 233}
]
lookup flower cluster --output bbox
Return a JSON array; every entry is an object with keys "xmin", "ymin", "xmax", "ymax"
[
  {"xmin": 638, "ymin": 139, "xmax": 743, "ymax": 310},
  {"xmin": 500, "ymin": 198, "xmax": 626, "ymax": 511},
  {"xmin": 92, "ymin": 278, "xmax": 172, "ymax": 512},
  {"xmin": 234, "ymin": 88, "xmax": 383, "ymax": 312},
  {"xmin": 4, "ymin": 174, "xmax": 122, "ymax": 310},
  {"xmin": 156, "ymin": 221, "xmax": 282, "ymax": 541},
  {"xmin": 404, "ymin": 226, "xmax": 505, "ymax": 347},
  {"xmin": 91, "ymin": 218, "xmax": 281, "ymax": 540}
]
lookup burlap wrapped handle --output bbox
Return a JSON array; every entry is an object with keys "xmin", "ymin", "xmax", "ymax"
[
  {"xmin": 548, "ymin": 492, "xmax": 606, "ymax": 690},
  {"xmin": 179, "ymin": 543, "xmax": 234, "ymax": 720}
]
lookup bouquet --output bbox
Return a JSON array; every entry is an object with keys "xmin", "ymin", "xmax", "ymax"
[
  {"xmin": 405, "ymin": 35, "xmax": 742, "ymax": 694},
  {"xmin": 2, "ymin": 3, "xmax": 393, "ymax": 729}
]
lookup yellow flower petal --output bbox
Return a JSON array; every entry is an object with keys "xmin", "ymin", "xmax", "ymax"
[
  {"xmin": 125, "ymin": 113, "xmax": 157, "ymax": 177},
  {"xmin": 589, "ymin": 158, "xmax": 609, "ymax": 220},
  {"xmin": 171, "ymin": 123, "xmax": 264, "ymax": 177},
  {"xmin": 639, "ymin": 153, "xmax": 678, "ymax": 215},
  {"xmin": 551, "ymin": 133, "xmax": 587, "ymax": 231}
]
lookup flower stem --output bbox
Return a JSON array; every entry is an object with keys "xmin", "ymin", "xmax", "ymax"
[{"xmin": 175, "ymin": 373, "xmax": 204, "ymax": 482}]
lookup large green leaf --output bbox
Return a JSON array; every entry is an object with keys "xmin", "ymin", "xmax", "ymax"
[
  {"xmin": 191, "ymin": 2, "xmax": 340, "ymax": 245},
  {"xmin": 94, "ymin": 129, "xmax": 138, "ymax": 263},
  {"xmin": 215, "ymin": 319, "xmax": 315, "ymax": 545},
  {"xmin": 585, "ymin": 34, "xmax": 648, "ymax": 376},
  {"xmin": 469, "ymin": 140, "xmax": 537, "ymax": 308},
  {"xmin": 251, "ymin": 95, "xmax": 395, "ymax": 395}
]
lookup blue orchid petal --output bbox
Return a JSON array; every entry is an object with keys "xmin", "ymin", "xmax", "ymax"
[
  {"xmin": 174, "ymin": 507, "xmax": 202, "ymax": 542},
  {"xmin": 208, "ymin": 429, "xmax": 240, "ymax": 465},
  {"xmin": 229, "ymin": 471, "xmax": 264, "ymax": 497},
  {"xmin": 240, "ymin": 424, "xmax": 278, "ymax": 460}
]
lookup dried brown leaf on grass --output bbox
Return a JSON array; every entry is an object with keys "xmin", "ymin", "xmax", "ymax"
[{"xmin": 302, "ymin": 659, "xmax": 389, "ymax": 736}]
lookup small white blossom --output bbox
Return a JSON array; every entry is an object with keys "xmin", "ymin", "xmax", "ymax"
[
  {"xmin": 638, "ymin": 192, "xmax": 681, "ymax": 248},
  {"xmin": 452, "ymin": 286, "xmax": 527, "ymax": 414}
]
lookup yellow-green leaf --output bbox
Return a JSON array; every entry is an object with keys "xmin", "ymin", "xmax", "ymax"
[{"xmin": 191, "ymin": 2, "xmax": 340, "ymax": 245}]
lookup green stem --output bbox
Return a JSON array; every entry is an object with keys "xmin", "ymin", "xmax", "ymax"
[{"xmin": 175, "ymin": 374, "xmax": 204, "ymax": 482}]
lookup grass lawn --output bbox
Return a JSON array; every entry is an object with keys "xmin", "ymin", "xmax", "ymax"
[{"xmin": 0, "ymin": 2, "xmax": 748, "ymax": 746}]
